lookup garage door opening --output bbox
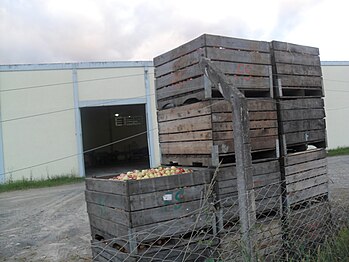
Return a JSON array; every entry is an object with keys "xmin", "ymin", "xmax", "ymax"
[{"xmin": 80, "ymin": 104, "xmax": 150, "ymax": 176}]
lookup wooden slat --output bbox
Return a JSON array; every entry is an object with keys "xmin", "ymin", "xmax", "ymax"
[
  {"xmin": 275, "ymin": 63, "xmax": 322, "ymax": 76},
  {"xmin": 278, "ymin": 75, "xmax": 322, "ymax": 87},
  {"xmin": 160, "ymin": 140, "xmax": 212, "ymax": 155},
  {"xmin": 157, "ymin": 90, "xmax": 206, "ymax": 109},
  {"xmin": 287, "ymin": 183, "xmax": 328, "ymax": 205},
  {"xmin": 212, "ymin": 111, "xmax": 277, "ymax": 122},
  {"xmin": 286, "ymin": 166, "xmax": 327, "ymax": 184},
  {"xmin": 278, "ymin": 98, "xmax": 324, "ymax": 110},
  {"xmin": 153, "ymin": 35, "xmax": 205, "ymax": 66},
  {"xmin": 206, "ymin": 47, "xmax": 271, "ymax": 64},
  {"xmin": 271, "ymin": 41, "xmax": 319, "ymax": 55},
  {"xmin": 206, "ymin": 34, "xmax": 270, "ymax": 52},
  {"xmin": 285, "ymin": 129, "xmax": 326, "ymax": 145},
  {"xmin": 157, "ymin": 101, "xmax": 211, "ymax": 122},
  {"xmin": 273, "ymin": 50, "xmax": 321, "ymax": 66},
  {"xmin": 279, "ymin": 109, "xmax": 324, "ymax": 121},
  {"xmin": 158, "ymin": 115, "xmax": 212, "ymax": 134},
  {"xmin": 285, "ymin": 148, "xmax": 326, "ymax": 166},
  {"xmin": 285, "ymin": 158, "xmax": 327, "ymax": 175},
  {"xmin": 213, "ymin": 128, "xmax": 278, "ymax": 140},
  {"xmin": 85, "ymin": 190, "xmax": 128, "ymax": 210},
  {"xmin": 159, "ymin": 130, "xmax": 212, "ymax": 142},
  {"xmin": 161, "ymin": 154, "xmax": 212, "ymax": 167},
  {"xmin": 88, "ymin": 214, "xmax": 129, "ymax": 239},
  {"xmin": 287, "ymin": 174, "xmax": 328, "ymax": 193},
  {"xmin": 85, "ymin": 177, "xmax": 126, "ymax": 195},
  {"xmin": 212, "ymin": 61, "xmax": 270, "ymax": 77},
  {"xmin": 282, "ymin": 119, "xmax": 325, "ymax": 133},
  {"xmin": 86, "ymin": 202, "xmax": 130, "ymax": 226}
]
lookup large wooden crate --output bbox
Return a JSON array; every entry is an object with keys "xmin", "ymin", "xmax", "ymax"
[
  {"xmin": 154, "ymin": 34, "xmax": 273, "ymax": 109},
  {"xmin": 158, "ymin": 98, "xmax": 278, "ymax": 167},
  {"xmin": 278, "ymin": 98, "xmax": 327, "ymax": 150},
  {"xmin": 271, "ymin": 41, "xmax": 323, "ymax": 98},
  {"xmin": 85, "ymin": 170, "xmax": 217, "ymax": 261},
  {"xmin": 215, "ymin": 159, "xmax": 282, "ymax": 223},
  {"xmin": 283, "ymin": 148, "xmax": 328, "ymax": 209}
]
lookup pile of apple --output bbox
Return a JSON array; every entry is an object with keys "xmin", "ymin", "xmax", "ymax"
[{"xmin": 109, "ymin": 166, "xmax": 192, "ymax": 181}]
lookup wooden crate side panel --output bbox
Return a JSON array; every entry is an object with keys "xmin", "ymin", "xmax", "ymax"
[
  {"xmin": 157, "ymin": 90, "xmax": 206, "ymax": 109},
  {"xmin": 285, "ymin": 129, "xmax": 326, "ymax": 145},
  {"xmin": 156, "ymin": 77, "xmax": 204, "ymax": 100},
  {"xmin": 85, "ymin": 190, "xmax": 129, "ymax": 210},
  {"xmin": 285, "ymin": 158, "xmax": 327, "ymax": 176},
  {"xmin": 271, "ymin": 41, "xmax": 319, "ymax": 56},
  {"xmin": 286, "ymin": 174, "xmax": 328, "ymax": 193},
  {"xmin": 206, "ymin": 47, "xmax": 271, "ymax": 64},
  {"xmin": 279, "ymin": 109, "xmax": 325, "ymax": 121},
  {"xmin": 213, "ymin": 127, "xmax": 278, "ymax": 140},
  {"xmin": 210, "ymin": 99, "xmax": 276, "ymax": 113},
  {"xmin": 212, "ymin": 111, "xmax": 277, "ymax": 122},
  {"xmin": 160, "ymin": 140, "xmax": 213, "ymax": 155},
  {"xmin": 282, "ymin": 119, "xmax": 325, "ymax": 133},
  {"xmin": 212, "ymin": 61, "xmax": 270, "ymax": 77},
  {"xmin": 89, "ymin": 214, "xmax": 129, "ymax": 239},
  {"xmin": 161, "ymin": 154, "xmax": 212, "ymax": 166},
  {"xmin": 158, "ymin": 115, "xmax": 212, "ymax": 134},
  {"xmin": 206, "ymin": 34, "xmax": 270, "ymax": 52},
  {"xmin": 275, "ymin": 63, "xmax": 322, "ymax": 76},
  {"xmin": 287, "ymin": 183, "xmax": 328, "ymax": 205},
  {"xmin": 85, "ymin": 178, "xmax": 126, "ymax": 195},
  {"xmin": 273, "ymin": 50, "xmax": 321, "ymax": 66},
  {"xmin": 153, "ymin": 35, "xmax": 205, "ymax": 66},
  {"xmin": 129, "ymin": 184, "xmax": 207, "ymax": 211},
  {"xmin": 279, "ymin": 98, "xmax": 324, "ymax": 110},
  {"xmin": 159, "ymin": 130, "xmax": 213, "ymax": 142},
  {"xmin": 278, "ymin": 75, "xmax": 323, "ymax": 87},
  {"xmin": 155, "ymin": 49, "xmax": 204, "ymax": 77},
  {"xmin": 285, "ymin": 148, "xmax": 326, "ymax": 166},
  {"xmin": 86, "ymin": 202, "xmax": 130, "ymax": 227},
  {"xmin": 286, "ymin": 166, "xmax": 327, "ymax": 185}
]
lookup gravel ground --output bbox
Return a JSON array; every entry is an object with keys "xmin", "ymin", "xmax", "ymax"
[{"xmin": 0, "ymin": 155, "xmax": 348, "ymax": 261}]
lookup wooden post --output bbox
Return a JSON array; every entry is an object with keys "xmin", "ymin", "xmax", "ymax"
[{"xmin": 199, "ymin": 57, "xmax": 256, "ymax": 260}]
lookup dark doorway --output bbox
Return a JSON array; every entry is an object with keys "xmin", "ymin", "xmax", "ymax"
[{"xmin": 80, "ymin": 104, "xmax": 150, "ymax": 176}]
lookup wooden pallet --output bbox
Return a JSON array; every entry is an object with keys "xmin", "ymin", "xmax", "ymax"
[
  {"xmin": 278, "ymin": 98, "xmax": 327, "ymax": 150},
  {"xmin": 271, "ymin": 41, "xmax": 323, "ymax": 98},
  {"xmin": 215, "ymin": 159, "xmax": 281, "ymax": 222},
  {"xmin": 282, "ymin": 148, "xmax": 328, "ymax": 209},
  {"xmin": 154, "ymin": 34, "xmax": 273, "ymax": 109},
  {"xmin": 85, "ymin": 169, "xmax": 216, "ymax": 258},
  {"xmin": 158, "ymin": 98, "xmax": 278, "ymax": 167}
]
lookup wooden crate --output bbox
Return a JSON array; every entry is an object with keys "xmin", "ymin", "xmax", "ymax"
[
  {"xmin": 158, "ymin": 98, "xmax": 278, "ymax": 167},
  {"xmin": 154, "ymin": 34, "xmax": 273, "ymax": 109},
  {"xmin": 85, "ymin": 170, "xmax": 217, "ymax": 260},
  {"xmin": 278, "ymin": 98, "xmax": 327, "ymax": 150},
  {"xmin": 271, "ymin": 41, "xmax": 323, "ymax": 98},
  {"xmin": 283, "ymin": 148, "xmax": 328, "ymax": 209},
  {"xmin": 215, "ymin": 159, "xmax": 282, "ymax": 223}
]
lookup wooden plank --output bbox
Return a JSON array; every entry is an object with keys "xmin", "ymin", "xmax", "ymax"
[
  {"xmin": 156, "ymin": 63, "xmax": 203, "ymax": 88},
  {"xmin": 287, "ymin": 174, "xmax": 328, "ymax": 193},
  {"xmin": 127, "ymin": 170, "xmax": 212, "ymax": 195},
  {"xmin": 285, "ymin": 129, "xmax": 326, "ymax": 145},
  {"xmin": 285, "ymin": 158, "xmax": 327, "ymax": 176},
  {"xmin": 287, "ymin": 183, "xmax": 328, "ymax": 205},
  {"xmin": 278, "ymin": 98, "xmax": 324, "ymax": 110},
  {"xmin": 160, "ymin": 140, "xmax": 212, "ymax": 155},
  {"xmin": 278, "ymin": 75, "xmax": 322, "ymax": 87},
  {"xmin": 213, "ymin": 120, "xmax": 278, "ymax": 131},
  {"xmin": 158, "ymin": 115, "xmax": 212, "ymax": 134},
  {"xmin": 279, "ymin": 109, "xmax": 325, "ymax": 121},
  {"xmin": 157, "ymin": 100, "xmax": 210, "ymax": 122},
  {"xmin": 89, "ymin": 214, "xmax": 129, "ymax": 239},
  {"xmin": 275, "ymin": 63, "xmax": 322, "ymax": 76},
  {"xmin": 153, "ymin": 35, "xmax": 205, "ymax": 66},
  {"xmin": 86, "ymin": 202, "xmax": 130, "ymax": 226},
  {"xmin": 212, "ymin": 61, "xmax": 270, "ymax": 77},
  {"xmin": 157, "ymin": 90, "xmax": 206, "ymax": 109},
  {"xmin": 224, "ymin": 75, "xmax": 271, "ymax": 90},
  {"xmin": 85, "ymin": 190, "xmax": 128, "ymax": 210},
  {"xmin": 131, "ymin": 199, "xmax": 211, "ymax": 227},
  {"xmin": 129, "ymin": 184, "xmax": 207, "ymax": 211},
  {"xmin": 286, "ymin": 166, "xmax": 327, "ymax": 184},
  {"xmin": 206, "ymin": 47, "xmax": 271, "ymax": 64},
  {"xmin": 85, "ymin": 178, "xmax": 126, "ymax": 195},
  {"xmin": 285, "ymin": 148, "xmax": 326, "ymax": 166},
  {"xmin": 161, "ymin": 154, "xmax": 211, "ymax": 167},
  {"xmin": 271, "ymin": 41, "xmax": 319, "ymax": 56},
  {"xmin": 213, "ymin": 128, "xmax": 278, "ymax": 140},
  {"xmin": 156, "ymin": 76, "xmax": 204, "ymax": 100},
  {"xmin": 210, "ymin": 99, "xmax": 276, "ymax": 113},
  {"xmin": 155, "ymin": 49, "xmax": 204, "ymax": 77},
  {"xmin": 282, "ymin": 119, "xmax": 325, "ymax": 133},
  {"xmin": 273, "ymin": 50, "xmax": 321, "ymax": 66},
  {"xmin": 205, "ymin": 34, "xmax": 270, "ymax": 52},
  {"xmin": 212, "ymin": 111, "xmax": 277, "ymax": 122},
  {"xmin": 159, "ymin": 130, "xmax": 212, "ymax": 142}
]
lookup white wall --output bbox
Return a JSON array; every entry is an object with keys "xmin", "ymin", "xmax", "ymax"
[{"xmin": 322, "ymin": 62, "xmax": 349, "ymax": 149}]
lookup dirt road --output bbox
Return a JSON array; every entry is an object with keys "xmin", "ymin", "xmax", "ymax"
[{"xmin": 0, "ymin": 155, "xmax": 348, "ymax": 261}]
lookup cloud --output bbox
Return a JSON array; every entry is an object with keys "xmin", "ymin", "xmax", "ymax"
[{"xmin": 0, "ymin": 0, "xmax": 348, "ymax": 64}]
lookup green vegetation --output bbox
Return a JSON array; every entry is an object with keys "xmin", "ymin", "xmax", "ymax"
[
  {"xmin": 327, "ymin": 147, "xmax": 349, "ymax": 157},
  {"xmin": 0, "ymin": 175, "xmax": 84, "ymax": 193}
]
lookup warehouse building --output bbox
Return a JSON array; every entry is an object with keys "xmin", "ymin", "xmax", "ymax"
[{"xmin": 0, "ymin": 61, "xmax": 348, "ymax": 183}]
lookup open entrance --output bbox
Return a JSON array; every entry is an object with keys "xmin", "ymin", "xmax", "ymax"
[{"xmin": 80, "ymin": 104, "xmax": 150, "ymax": 176}]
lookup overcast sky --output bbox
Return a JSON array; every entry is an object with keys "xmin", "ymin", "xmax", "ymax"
[{"xmin": 1, "ymin": 0, "xmax": 348, "ymax": 64}]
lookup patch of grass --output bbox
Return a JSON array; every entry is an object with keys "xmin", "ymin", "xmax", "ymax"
[
  {"xmin": 327, "ymin": 147, "xmax": 349, "ymax": 157},
  {"xmin": 0, "ymin": 175, "xmax": 84, "ymax": 193}
]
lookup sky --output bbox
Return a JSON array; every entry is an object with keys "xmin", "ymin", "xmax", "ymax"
[{"xmin": 1, "ymin": 0, "xmax": 348, "ymax": 64}]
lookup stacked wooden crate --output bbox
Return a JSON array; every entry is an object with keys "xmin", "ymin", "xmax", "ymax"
[
  {"xmin": 85, "ymin": 170, "xmax": 218, "ymax": 261},
  {"xmin": 271, "ymin": 41, "xmax": 329, "ymax": 250},
  {"xmin": 154, "ymin": 34, "xmax": 283, "ymax": 260}
]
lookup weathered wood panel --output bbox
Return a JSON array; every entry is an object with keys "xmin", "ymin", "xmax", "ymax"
[
  {"xmin": 278, "ymin": 75, "xmax": 322, "ymax": 87},
  {"xmin": 275, "ymin": 63, "xmax": 322, "ymax": 76},
  {"xmin": 271, "ymin": 41, "xmax": 319, "ymax": 55},
  {"xmin": 273, "ymin": 50, "xmax": 321, "ymax": 66},
  {"xmin": 158, "ymin": 114, "xmax": 212, "ymax": 134},
  {"xmin": 206, "ymin": 47, "xmax": 271, "ymax": 64},
  {"xmin": 282, "ymin": 119, "xmax": 325, "ymax": 133},
  {"xmin": 285, "ymin": 129, "xmax": 326, "ymax": 145},
  {"xmin": 278, "ymin": 98, "xmax": 324, "ymax": 110},
  {"xmin": 284, "ymin": 148, "xmax": 326, "ymax": 166},
  {"xmin": 279, "ymin": 109, "xmax": 325, "ymax": 121}
]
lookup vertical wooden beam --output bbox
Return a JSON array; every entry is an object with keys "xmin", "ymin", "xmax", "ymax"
[{"xmin": 199, "ymin": 57, "xmax": 256, "ymax": 260}]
